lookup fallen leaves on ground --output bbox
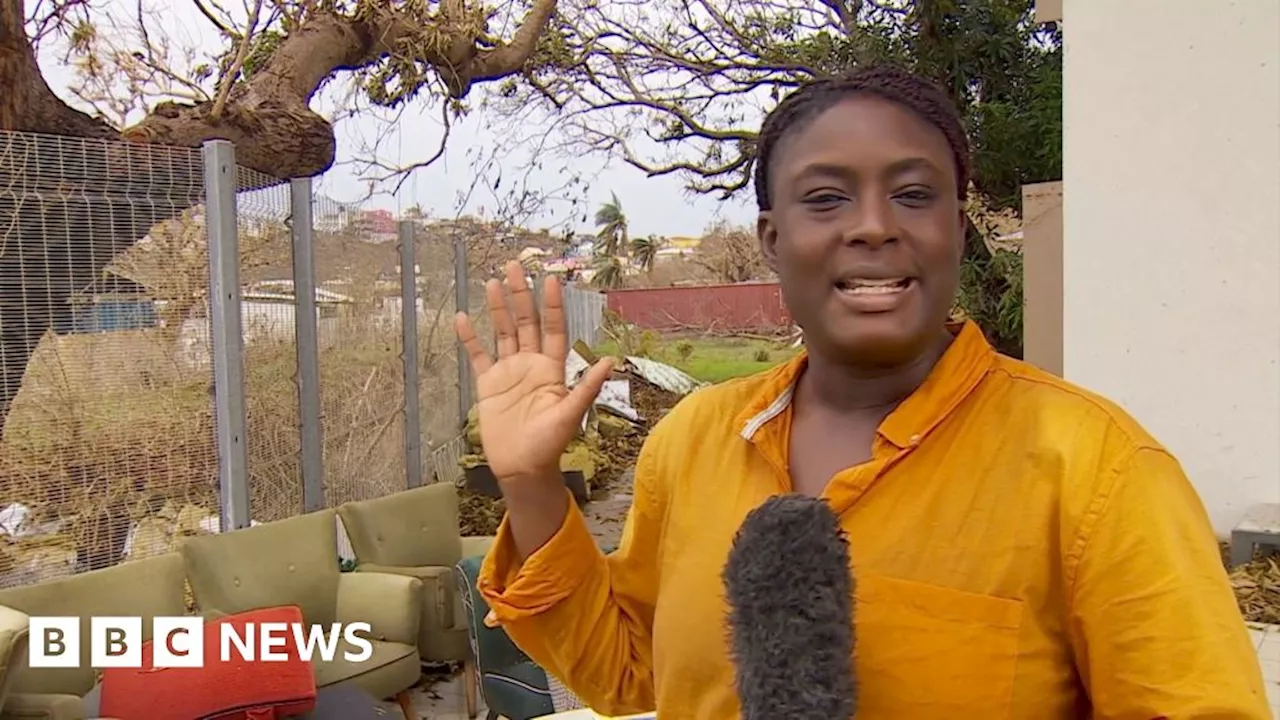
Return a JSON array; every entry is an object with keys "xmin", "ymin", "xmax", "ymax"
[
  {"xmin": 1226, "ymin": 542, "xmax": 1280, "ymax": 624},
  {"xmin": 459, "ymin": 492, "xmax": 506, "ymax": 538}
]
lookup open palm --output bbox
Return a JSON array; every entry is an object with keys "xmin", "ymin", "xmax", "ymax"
[{"xmin": 454, "ymin": 261, "xmax": 614, "ymax": 482}]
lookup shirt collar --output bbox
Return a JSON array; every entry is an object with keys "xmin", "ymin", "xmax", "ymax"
[{"xmin": 736, "ymin": 320, "xmax": 996, "ymax": 448}]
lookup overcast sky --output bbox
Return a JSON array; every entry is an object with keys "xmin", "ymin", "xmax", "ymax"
[{"xmin": 34, "ymin": 1, "xmax": 758, "ymax": 238}]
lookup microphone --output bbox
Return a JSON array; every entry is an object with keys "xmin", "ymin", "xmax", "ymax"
[{"xmin": 722, "ymin": 493, "xmax": 857, "ymax": 720}]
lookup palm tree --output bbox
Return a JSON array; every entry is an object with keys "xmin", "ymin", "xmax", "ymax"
[
  {"xmin": 593, "ymin": 193, "xmax": 629, "ymax": 258},
  {"xmin": 630, "ymin": 235, "xmax": 664, "ymax": 273},
  {"xmin": 590, "ymin": 255, "xmax": 624, "ymax": 289}
]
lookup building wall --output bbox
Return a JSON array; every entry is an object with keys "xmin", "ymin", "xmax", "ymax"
[
  {"xmin": 1021, "ymin": 182, "xmax": 1063, "ymax": 376},
  {"xmin": 1062, "ymin": 0, "xmax": 1280, "ymax": 534}
]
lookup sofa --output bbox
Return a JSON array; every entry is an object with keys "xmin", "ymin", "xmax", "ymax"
[
  {"xmin": 0, "ymin": 553, "xmax": 186, "ymax": 720},
  {"xmin": 180, "ymin": 508, "xmax": 423, "ymax": 711}
]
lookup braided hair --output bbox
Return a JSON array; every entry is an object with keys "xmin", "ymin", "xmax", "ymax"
[{"xmin": 753, "ymin": 65, "xmax": 971, "ymax": 211}]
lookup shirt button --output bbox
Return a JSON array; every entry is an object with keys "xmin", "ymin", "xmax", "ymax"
[{"xmin": 909, "ymin": 433, "xmax": 921, "ymax": 445}]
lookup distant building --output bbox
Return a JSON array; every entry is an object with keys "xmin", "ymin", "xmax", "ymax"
[
  {"xmin": 352, "ymin": 209, "xmax": 398, "ymax": 243},
  {"xmin": 655, "ymin": 235, "xmax": 701, "ymax": 261}
]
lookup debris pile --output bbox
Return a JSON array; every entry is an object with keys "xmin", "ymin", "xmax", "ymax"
[
  {"xmin": 0, "ymin": 499, "xmax": 258, "ymax": 598},
  {"xmin": 458, "ymin": 346, "xmax": 694, "ymax": 536},
  {"xmin": 1225, "ymin": 540, "xmax": 1280, "ymax": 624}
]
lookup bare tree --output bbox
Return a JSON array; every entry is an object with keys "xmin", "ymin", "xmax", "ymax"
[{"xmin": 693, "ymin": 221, "xmax": 771, "ymax": 285}]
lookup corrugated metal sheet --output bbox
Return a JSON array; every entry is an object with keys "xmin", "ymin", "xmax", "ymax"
[
  {"xmin": 623, "ymin": 356, "xmax": 706, "ymax": 395},
  {"xmin": 606, "ymin": 282, "xmax": 791, "ymax": 332}
]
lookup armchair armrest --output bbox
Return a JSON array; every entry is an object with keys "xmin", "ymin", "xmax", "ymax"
[
  {"xmin": 0, "ymin": 604, "xmax": 30, "ymax": 674},
  {"xmin": 460, "ymin": 535, "xmax": 496, "ymax": 559},
  {"xmin": 336, "ymin": 572, "xmax": 422, "ymax": 646},
  {"xmin": 1, "ymin": 692, "xmax": 87, "ymax": 720}
]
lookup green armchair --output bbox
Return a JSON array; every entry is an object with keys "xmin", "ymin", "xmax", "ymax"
[
  {"xmin": 180, "ymin": 509, "xmax": 422, "ymax": 717},
  {"xmin": 336, "ymin": 483, "xmax": 494, "ymax": 666}
]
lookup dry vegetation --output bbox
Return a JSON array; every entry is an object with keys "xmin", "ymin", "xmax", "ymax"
[{"xmin": 0, "ymin": 206, "xmax": 520, "ymax": 586}]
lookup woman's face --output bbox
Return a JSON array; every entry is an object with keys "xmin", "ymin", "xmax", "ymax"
[{"xmin": 758, "ymin": 95, "xmax": 965, "ymax": 367}]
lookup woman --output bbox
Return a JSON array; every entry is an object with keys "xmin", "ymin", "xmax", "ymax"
[{"xmin": 454, "ymin": 66, "xmax": 1267, "ymax": 719}]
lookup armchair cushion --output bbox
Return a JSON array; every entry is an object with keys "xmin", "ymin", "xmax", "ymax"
[
  {"xmin": 337, "ymin": 484, "xmax": 462, "ymax": 568},
  {"xmin": 335, "ymin": 572, "xmax": 422, "ymax": 647},
  {"xmin": 181, "ymin": 510, "xmax": 341, "ymax": 627},
  {"xmin": 310, "ymin": 638, "xmax": 418, "ymax": 698},
  {"xmin": 460, "ymin": 536, "xmax": 496, "ymax": 560},
  {"xmin": 98, "ymin": 606, "xmax": 316, "ymax": 720}
]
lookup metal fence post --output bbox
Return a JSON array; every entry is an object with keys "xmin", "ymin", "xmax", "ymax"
[
  {"xmin": 203, "ymin": 140, "xmax": 251, "ymax": 532},
  {"xmin": 291, "ymin": 178, "xmax": 324, "ymax": 510},
  {"xmin": 400, "ymin": 221, "xmax": 423, "ymax": 488},
  {"xmin": 454, "ymin": 232, "xmax": 473, "ymax": 429}
]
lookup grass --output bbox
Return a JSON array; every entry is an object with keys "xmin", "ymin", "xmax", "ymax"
[{"xmin": 595, "ymin": 334, "xmax": 800, "ymax": 384}]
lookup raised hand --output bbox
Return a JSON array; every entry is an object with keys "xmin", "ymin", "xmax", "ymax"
[{"xmin": 454, "ymin": 261, "xmax": 614, "ymax": 483}]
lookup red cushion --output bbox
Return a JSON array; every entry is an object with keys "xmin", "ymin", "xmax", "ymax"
[{"xmin": 100, "ymin": 606, "xmax": 317, "ymax": 720}]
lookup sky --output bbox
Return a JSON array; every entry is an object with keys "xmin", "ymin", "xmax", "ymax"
[{"xmin": 33, "ymin": 0, "xmax": 758, "ymax": 239}]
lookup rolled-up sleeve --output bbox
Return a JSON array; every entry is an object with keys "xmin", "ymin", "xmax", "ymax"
[
  {"xmin": 1067, "ymin": 446, "xmax": 1269, "ymax": 718},
  {"xmin": 476, "ymin": 437, "xmax": 668, "ymax": 715}
]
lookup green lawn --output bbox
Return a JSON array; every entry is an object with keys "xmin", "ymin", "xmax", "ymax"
[{"xmin": 594, "ymin": 335, "xmax": 800, "ymax": 384}]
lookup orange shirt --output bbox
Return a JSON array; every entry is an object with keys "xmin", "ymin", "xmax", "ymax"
[{"xmin": 478, "ymin": 321, "xmax": 1268, "ymax": 719}]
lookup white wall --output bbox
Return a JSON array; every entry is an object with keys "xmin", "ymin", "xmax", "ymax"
[{"xmin": 1062, "ymin": 0, "xmax": 1280, "ymax": 534}]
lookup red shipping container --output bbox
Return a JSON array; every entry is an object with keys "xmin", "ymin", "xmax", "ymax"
[{"xmin": 606, "ymin": 282, "xmax": 791, "ymax": 332}]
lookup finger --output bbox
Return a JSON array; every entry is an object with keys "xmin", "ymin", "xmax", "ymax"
[
  {"xmin": 540, "ymin": 274, "xmax": 568, "ymax": 365},
  {"xmin": 454, "ymin": 312, "xmax": 494, "ymax": 375},
  {"xmin": 560, "ymin": 357, "xmax": 615, "ymax": 424},
  {"xmin": 485, "ymin": 277, "xmax": 518, "ymax": 358},
  {"xmin": 504, "ymin": 260, "xmax": 541, "ymax": 354}
]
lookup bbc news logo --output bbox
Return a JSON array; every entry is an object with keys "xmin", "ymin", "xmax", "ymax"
[{"xmin": 29, "ymin": 617, "xmax": 374, "ymax": 668}]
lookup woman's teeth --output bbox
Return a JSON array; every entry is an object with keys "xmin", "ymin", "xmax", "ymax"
[{"xmin": 837, "ymin": 278, "xmax": 910, "ymax": 294}]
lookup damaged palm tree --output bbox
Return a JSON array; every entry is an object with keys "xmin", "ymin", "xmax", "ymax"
[{"xmin": 0, "ymin": 0, "xmax": 558, "ymax": 437}]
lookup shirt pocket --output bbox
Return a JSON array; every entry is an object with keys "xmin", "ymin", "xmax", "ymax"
[{"xmin": 853, "ymin": 572, "xmax": 1024, "ymax": 720}]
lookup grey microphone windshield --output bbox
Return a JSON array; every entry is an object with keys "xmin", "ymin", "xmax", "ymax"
[{"xmin": 722, "ymin": 493, "xmax": 857, "ymax": 720}]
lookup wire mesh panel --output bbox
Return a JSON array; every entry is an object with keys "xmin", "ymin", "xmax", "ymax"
[
  {"xmin": 232, "ymin": 171, "xmax": 300, "ymax": 523},
  {"xmin": 309, "ymin": 195, "xmax": 407, "ymax": 506},
  {"xmin": 430, "ymin": 227, "xmax": 507, "ymax": 490},
  {"xmin": 0, "ymin": 130, "xmax": 215, "ymax": 587},
  {"xmin": 413, "ymin": 221, "xmax": 476, "ymax": 485}
]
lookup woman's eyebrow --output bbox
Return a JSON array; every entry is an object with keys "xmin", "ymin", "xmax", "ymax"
[
  {"xmin": 790, "ymin": 157, "xmax": 943, "ymax": 185},
  {"xmin": 883, "ymin": 156, "xmax": 943, "ymax": 178}
]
